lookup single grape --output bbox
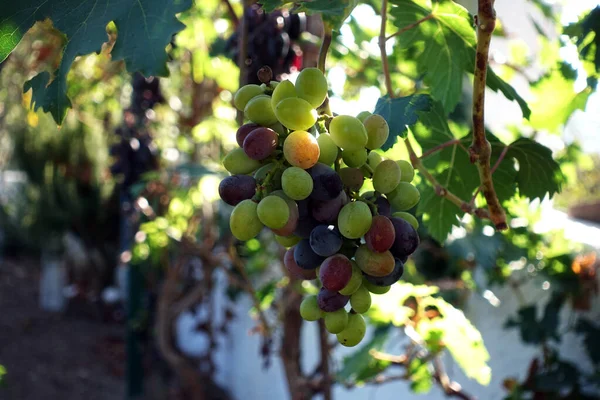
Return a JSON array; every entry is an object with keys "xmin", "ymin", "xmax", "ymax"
[
  {"xmin": 363, "ymin": 114, "xmax": 390, "ymax": 150},
  {"xmin": 276, "ymin": 234, "xmax": 301, "ymax": 248},
  {"xmin": 242, "ymin": 127, "xmax": 279, "ymax": 160},
  {"xmin": 282, "ymin": 167, "xmax": 313, "ymax": 200},
  {"xmin": 338, "ymin": 201, "xmax": 372, "ymax": 239},
  {"xmin": 244, "ymin": 95, "xmax": 278, "ymax": 126},
  {"xmin": 219, "ymin": 175, "xmax": 256, "ymax": 206},
  {"xmin": 329, "ymin": 115, "xmax": 368, "ymax": 151},
  {"xmin": 234, "ymin": 84, "xmax": 264, "ymax": 111},
  {"xmin": 342, "ymin": 148, "xmax": 368, "ymax": 168},
  {"xmin": 230, "ymin": 200, "xmax": 263, "ymax": 241},
  {"xmin": 295, "ymin": 67, "xmax": 329, "ymax": 108},
  {"xmin": 271, "ymin": 197, "xmax": 299, "ymax": 236},
  {"xmin": 311, "ymin": 192, "xmax": 346, "ymax": 224},
  {"xmin": 355, "ymin": 244, "xmax": 395, "ymax": 277},
  {"xmin": 223, "ymin": 148, "xmax": 262, "ymax": 175},
  {"xmin": 356, "ymin": 111, "xmax": 372, "ymax": 122},
  {"xmin": 390, "ymin": 217, "xmax": 420, "ymax": 258},
  {"xmin": 367, "ymin": 151, "xmax": 384, "ymax": 169},
  {"xmin": 373, "ymin": 159, "xmax": 401, "ymax": 194},
  {"xmin": 339, "ymin": 168, "xmax": 364, "ymax": 192},
  {"xmin": 324, "ymin": 309, "xmax": 349, "ymax": 334},
  {"xmin": 392, "ymin": 211, "xmax": 419, "ymax": 230},
  {"xmin": 319, "ymin": 254, "xmax": 352, "ymax": 292},
  {"xmin": 350, "ymin": 285, "xmax": 371, "ymax": 313},
  {"xmin": 257, "ymin": 195, "xmax": 290, "ymax": 229},
  {"xmin": 309, "ymin": 225, "xmax": 343, "ymax": 257},
  {"xmin": 294, "ymin": 239, "xmax": 325, "ymax": 270},
  {"xmin": 300, "ymin": 295, "xmax": 322, "ymax": 321},
  {"xmin": 283, "ymin": 130, "xmax": 320, "ymax": 169},
  {"xmin": 275, "ymin": 97, "xmax": 318, "ymax": 131},
  {"xmin": 339, "ymin": 261, "xmax": 363, "ymax": 296},
  {"xmin": 388, "ymin": 182, "xmax": 420, "ymax": 211},
  {"xmin": 375, "ymin": 195, "xmax": 392, "ymax": 217},
  {"xmin": 268, "ymin": 122, "xmax": 286, "ymax": 135},
  {"xmin": 397, "ymin": 160, "xmax": 415, "ymax": 182},
  {"xmin": 284, "ymin": 247, "xmax": 317, "ymax": 280},
  {"xmin": 254, "ymin": 163, "xmax": 283, "ymax": 190},
  {"xmin": 317, "ymin": 134, "xmax": 339, "ymax": 166},
  {"xmin": 338, "ymin": 242, "xmax": 359, "ymax": 260},
  {"xmin": 271, "ymin": 79, "xmax": 297, "ymax": 109},
  {"xmin": 294, "ymin": 215, "xmax": 320, "ymax": 238},
  {"xmin": 364, "ymin": 259, "xmax": 404, "ymax": 286},
  {"xmin": 336, "ymin": 313, "xmax": 366, "ymax": 347},
  {"xmin": 317, "ymin": 288, "xmax": 349, "ymax": 312},
  {"xmin": 236, "ymin": 123, "xmax": 260, "ymax": 147},
  {"xmin": 362, "ymin": 277, "xmax": 391, "ymax": 294},
  {"xmin": 365, "ymin": 215, "xmax": 396, "ymax": 253},
  {"xmin": 309, "ymin": 163, "xmax": 343, "ymax": 201}
]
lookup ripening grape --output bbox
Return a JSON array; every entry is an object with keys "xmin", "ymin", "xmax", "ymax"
[
  {"xmin": 230, "ymin": 200, "xmax": 263, "ymax": 241},
  {"xmin": 276, "ymin": 234, "xmax": 301, "ymax": 248},
  {"xmin": 271, "ymin": 79, "xmax": 297, "ymax": 108},
  {"xmin": 245, "ymin": 95, "xmax": 278, "ymax": 126},
  {"xmin": 309, "ymin": 163, "xmax": 343, "ymax": 201},
  {"xmin": 283, "ymin": 130, "xmax": 320, "ymax": 169},
  {"xmin": 350, "ymin": 285, "xmax": 371, "ymax": 314},
  {"xmin": 367, "ymin": 151, "xmax": 384, "ymax": 169},
  {"xmin": 329, "ymin": 115, "xmax": 368, "ymax": 151},
  {"xmin": 342, "ymin": 148, "xmax": 367, "ymax": 168},
  {"xmin": 355, "ymin": 244, "xmax": 395, "ymax": 277},
  {"xmin": 282, "ymin": 167, "xmax": 313, "ymax": 200},
  {"xmin": 339, "ymin": 261, "xmax": 363, "ymax": 296},
  {"xmin": 236, "ymin": 123, "xmax": 260, "ymax": 147},
  {"xmin": 311, "ymin": 192, "xmax": 346, "ymax": 224},
  {"xmin": 338, "ymin": 201, "xmax": 372, "ymax": 239},
  {"xmin": 275, "ymin": 97, "xmax": 318, "ymax": 131},
  {"xmin": 364, "ymin": 259, "xmax": 404, "ymax": 286},
  {"xmin": 365, "ymin": 215, "xmax": 396, "ymax": 253},
  {"xmin": 294, "ymin": 239, "xmax": 325, "ymax": 269},
  {"xmin": 339, "ymin": 168, "xmax": 364, "ymax": 192},
  {"xmin": 300, "ymin": 295, "xmax": 322, "ymax": 321},
  {"xmin": 389, "ymin": 217, "xmax": 420, "ymax": 258},
  {"xmin": 317, "ymin": 134, "xmax": 339, "ymax": 166},
  {"xmin": 373, "ymin": 160, "xmax": 401, "ymax": 194},
  {"xmin": 218, "ymin": 175, "xmax": 256, "ymax": 206},
  {"xmin": 388, "ymin": 182, "xmax": 420, "ymax": 211},
  {"xmin": 309, "ymin": 225, "xmax": 343, "ymax": 257},
  {"xmin": 234, "ymin": 84, "xmax": 264, "ymax": 111},
  {"xmin": 272, "ymin": 197, "xmax": 299, "ymax": 236},
  {"xmin": 254, "ymin": 163, "xmax": 283, "ymax": 190},
  {"xmin": 257, "ymin": 195, "xmax": 289, "ymax": 229},
  {"xmin": 363, "ymin": 114, "xmax": 390, "ymax": 150},
  {"xmin": 223, "ymin": 148, "xmax": 262, "ymax": 175},
  {"xmin": 317, "ymin": 288, "xmax": 350, "ymax": 312},
  {"xmin": 284, "ymin": 247, "xmax": 316, "ymax": 280},
  {"xmin": 324, "ymin": 309, "xmax": 349, "ymax": 334},
  {"xmin": 319, "ymin": 254, "xmax": 352, "ymax": 291},
  {"xmin": 362, "ymin": 277, "xmax": 391, "ymax": 294},
  {"xmin": 295, "ymin": 67, "xmax": 328, "ymax": 108},
  {"xmin": 356, "ymin": 111, "xmax": 371, "ymax": 122},
  {"xmin": 243, "ymin": 127, "xmax": 279, "ymax": 160},
  {"xmin": 336, "ymin": 313, "xmax": 366, "ymax": 347},
  {"xmin": 392, "ymin": 211, "xmax": 419, "ymax": 230},
  {"xmin": 397, "ymin": 160, "xmax": 415, "ymax": 182}
]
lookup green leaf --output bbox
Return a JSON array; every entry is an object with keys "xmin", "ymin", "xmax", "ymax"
[
  {"xmin": 408, "ymin": 358, "xmax": 433, "ymax": 393},
  {"xmin": 369, "ymin": 282, "xmax": 438, "ymax": 326},
  {"xmin": 1, "ymin": 0, "xmax": 192, "ymax": 123},
  {"xmin": 374, "ymin": 94, "xmax": 430, "ymax": 150},
  {"xmin": 258, "ymin": 0, "xmax": 356, "ymax": 30},
  {"xmin": 418, "ymin": 185, "xmax": 460, "ymax": 242},
  {"xmin": 336, "ymin": 327, "xmax": 391, "ymax": 383},
  {"xmin": 564, "ymin": 6, "xmax": 600, "ymax": 72}
]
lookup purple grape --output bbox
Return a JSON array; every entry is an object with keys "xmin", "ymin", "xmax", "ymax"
[
  {"xmin": 308, "ymin": 163, "xmax": 343, "ymax": 201},
  {"xmin": 363, "ymin": 259, "xmax": 404, "ymax": 286},
  {"xmin": 243, "ymin": 127, "xmax": 279, "ymax": 160},
  {"xmin": 236, "ymin": 123, "xmax": 261, "ymax": 147},
  {"xmin": 317, "ymin": 288, "xmax": 349, "ymax": 312},
  {"xmin": 375, "ymin": 196, "xmax": 391, "ymax": 217},
  {"xmin": 311, "ymin": 192, "xmax": 344, "ymax": 224},
  {"xmin": 389, "ymin": 217, "xmax": 420, "ymax": 258},
  {"xmin": 284, "ymin": 247, "xmax": 316, "ymax": 280},
  {"xmin": 294, "ymin": 215, "xmax": 319, "ymax": 238},
  {"xmin": 309, "ymin": 225, "xmax": 342, "ymax": 257},
  {"xmin": 319, "ymin": 254, "xmax": 352, "ymax": 292},
  {"xmin": 293, "ymin": 239, "xmax": 325, "ymax": 270},
  {"xmin": 219, "ymin": 175, "xmax": 256, "ymax": 206}
]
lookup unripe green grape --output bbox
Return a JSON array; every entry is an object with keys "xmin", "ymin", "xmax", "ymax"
[
  {"xmin": 268, "ymin": 122, "xmax": 286, "ymax": 135},
  {"xmin": 397, "ymin": 160, "xmax": 415, "ymax": 182},
  {"xmin": 275, "ymin": 234, "xmax": 301, "ymax": 248},
  {"xmin": 257, "ymin": 195, "xmax": 290, "ymax": 229},
  {"xmin": 338, "ymin": 201, "xmax": 372, "ymax": 239},
  {"xmin": 355, "ymin": 244, "xmax": 395, "ymax": 276},
  {"xmin": 230, "ymin": 200, "xmax": 263, "ymax": 241},
  {"xmin": 244, "ymin": 95, "xmax": 278, "ymax": 126},
  {"xmin": 362, "ymin": 278, "xmax": 391, "ymax": 294},
  {"xmin": 350, "ymin": 285, "xmax": 371, "ymax": 313},
  {"xmin": 295, "ymin": 67, "xmax": 328, "ymax": 108},
  {"xmin": 363, "ymin": 114, "xmax": 390, "ymax": 150},
  {"xmin": 372, "ymin": 159, "xmax": 401, "ymax": 194},
  {"xmin": 254, "ymin": 163, "xmax": 283, "ymax": 190},
  {"xmin": 223, "ymin": 148, "xmax": 262, "ymax": 175},
  {"xmin": 339, "ymin": 261, "xmax": 363, "ymax": 296},
  {"xmin": 282, "ymin": 167, "xmax": 313, "ymax": 200},
  {"xmin": 336, "ymin": 313, "xmax": 366, "ymax": 347},
  {"xmin": 329, "ymin": 115, "xmax": 368, "ymax": 151},
  {"xmin": 392, "ymin": 211, "xmax": 419, "ymax": 230},
  {"xmin": 275, "ymin": 97, "xmax": 318, "ymax": 131},
  {"xmin": 317, "ymin": 134, "xmax": 338, "ymax": 166},
  {"xmin": 271, "ymin": 80, "xmax": 297, "ymax": 108},
  {"xmin": 356, "ymin": 111, "xmax": 371, "ymax": 122},
  {"xmin": 324, "ymin": 309, "xmax": 349, "ymax": 333},
  {"xmin": 234, "ymin": 84, "xmax": 264, "ymax": 111},
  {"xmin": 300, "ymin": 295, "xmax": 322, "ymax": 321},
  {"xmin": 367, "ymin": 151, "xmax": 384, "ymax": 169},
  {"xmin": 342, "ymin": 148, "xmax": 367, "ymax": 168},
  {"xmin": 388, "ymin": 182, "xmax": 420, "ymax": 211}
]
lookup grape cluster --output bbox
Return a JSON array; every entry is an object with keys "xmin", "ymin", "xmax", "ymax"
[{"xmin": 219, "ymin": 67, "xmax": 421, "ymax": 347}]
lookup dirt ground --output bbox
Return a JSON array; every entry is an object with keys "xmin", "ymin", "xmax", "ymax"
[{"xmin": 0, "ymin": 257, "xmax": 124, "ymax": 400}]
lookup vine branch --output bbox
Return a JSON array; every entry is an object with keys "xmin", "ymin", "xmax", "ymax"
[
  {"xmin": 317, "ymin": 24, "xmax": 333, "ymax": 116},
  {"xmin": 420, "ymin": 139, "xmax": 466, "ymax": 159},
  {"xmin": 379, "ymin": 0, "xmax": 395, "ymax": 98}
]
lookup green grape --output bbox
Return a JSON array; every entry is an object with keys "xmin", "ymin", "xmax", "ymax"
[
  {"xmin": 244, "ymin": 95, "xmax": 278, "ymax": 126},
  {"xmin": 268, "ymin": 122, "xmax": 286, "ymax": 135},
  {"xmin": 355, "ymin": 244, "xmax": 395, "ymax": 276},
  {"xmin": 230, "ymin": 200, "xmax": 263, "ymax": 241},
  {"xmin": 342, "ymin": 148, "xmax": 367, "ymax": 168},
  {"xmin": 350, "ymin": 285, "xmax": 371, "ymax": 313},
  {"xmin": 275, "ymin": 234, "xmax": 301, "ymax": 248},
  {"xmin": 324, "ymin": 309, "xmax": 349, "ymax": 333},
  {"xmin": 392, "ymin": 211, "xmax": 419, "ymax": 230},
  {"xmin": 397, "ymin": 160, "xmax": 415, "ymax": 182},
  {"xmin": 283, "ymin": 130, "xmax": 320, "ymax": 169},
  {"xmin": 362, "ymin": 278, "xmax": 391, "ymax": 294},
  {"xmin": 271, "ymin": 80, "xmax": 297, "ymax": 108},
  {"xmin": 329, "ymin": 115, "xmax": 368, "ymax": 151},
  {"xmin": 282, "ymin": 167, "xmax": 313, "ymax": 200},
  {"xmin": 295, "ymin": 67, "xmax": 328, "ymax": 108},
  {"xmin": 367, "ymin": 151, "xmax": 384, "ymax": 169},
  {"xmin": 223, "ymin": 148, "xmax": 262, "ymax": 175},
  {"xmin": 317, "ymin": 134, "xmax": 339, "ymax": 166},
  {"xmin": 356, "ymin": 111, "xmax": 372, "ymax": 122},
  {"xmin": 338, "ymin": 201, "xmax": 372, "ymax": 239},
  {"xmin": 254, "ymin": 163, "xmax": 283, "ymax": 190},
  {"xmin": 388, "ymin": 182, "xmax": 420, "ymax": 211},
  {"xmin": 372, "ymin": 159, "xmax": 401, "ymax": 194},
  {"xmin": 275, "ymin": 97, "xmax": 318, "ymax": 131},
  {"xmin": 363, "ymin": 114, "xmax": 390, "ymax": 150},
  {"xmin": 234, "ymin": 84, "xmax": 264, "ymax": 111},
  {"xmin": 336, "ymin": 313, "xmax": 366, "ymax": 347},
  {"xmin": 257, "ymin": 195, "xmax": 290, "ymax": 229},
  {"xmin": 339, "ymin": 261, "xmax": 363, "ymax": 295},
  {"xmin": 300, "ymin": 295, "xmax": 322, "ymax": 321}
]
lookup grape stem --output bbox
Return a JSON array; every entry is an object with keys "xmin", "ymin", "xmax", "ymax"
[
  {"xmin": 385, "ymin": 13, "xmax": 434, "ymax": 41},
  {"xmin": 236, "ymin": 0, "xmax": 250, "ymax": 126},
  {"xmin": 379, "ymin": 0, "xmax": 395, "ymax": 98},
  {"xmin": 420, "ymin": 139, "xmax": 467, "ymax": 159},
  {"xmin": 317, "ymin": 25, "xmax": 334, "ymax": 117},
  {"xmin": 221, "ymin": 0, "xmax": 239, "ymax": 28},
  {"xmin": 470, "ymin": 0, "xmax": 507, "ymax": 230}
]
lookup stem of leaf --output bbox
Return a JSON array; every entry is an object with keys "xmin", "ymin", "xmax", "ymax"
[
  {"xmin": 379, "ymin": 0, "xmax": 395, "ymax": 98},
  {"xmin": 317, "ymin": 24, "xmax": 333, "ymax": 117},
  {"xmin": 420, "ymin": 139, "xmax": 461, "ymax": 159},
  {"xmin": 385, "ymin": 13, "xmax": 434, "ymax": 41}
]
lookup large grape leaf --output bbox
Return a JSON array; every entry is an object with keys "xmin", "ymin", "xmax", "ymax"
[
  {"xmin": 389, "ymin": 0, "xmax": 530, "ymax": 118},
  {"xmin": 564, "ymin": 6, "xmax": 600, "ymax": 73},
  {"xmin": 0, "ymin": 0, "xmax": 191, "ymax": 123},
  {"xmin": 336, "ymin": 327, "xmax": 391, "ymax": 383},
  {"xmin": 374, "ymin": 94, "xmax": 430, "ymax": 150},
  {"xmin": 258, "ymin": 0, "xmax": 356, "ymax": 30}
]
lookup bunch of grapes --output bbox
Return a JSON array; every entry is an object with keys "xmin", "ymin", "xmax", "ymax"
[{"xmin": 219, "ymin": 67, "xmax": 420, "ymax": 347}]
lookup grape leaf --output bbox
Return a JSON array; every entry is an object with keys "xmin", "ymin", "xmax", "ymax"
[
  {"xmin": 389, "ymin": 0, "xmax": 530, "ymax": 118},
  {"xmin": 0, "ymin": 0, "xmax": 191, "ymax": 123},
  {"xmin": 258, "ymin": 0, "xmax": 356, "ymax": 30},
  {"xmin": 408, "ymin": 358, "xmax": 433, "ymax": 393},
  {"xmin": 564, "ymin": 6, "xmax": 600, "ymax": 72},
  {"xmin": 374, "ymin": 94, "xmax": 430, "ymax": 150},
  {"xmin": 418, "ymin": 185, "xmax": 461, "ymax": 242},
  {"xmin": 336, "ymin": 327, "xmax": 391, "ymax": 383}
]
